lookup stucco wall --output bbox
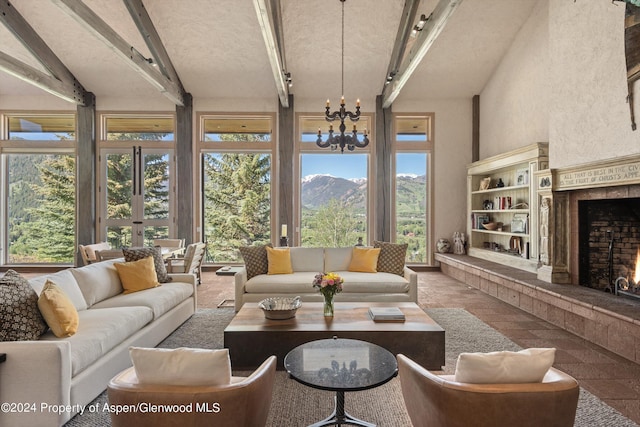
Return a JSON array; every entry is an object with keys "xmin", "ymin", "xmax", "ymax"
[
  {"xmin": 394, "ymin": 98, "xmax": 473, "ymax": 251},
  {"xmin": 480, "ymin": 0, "xmax": 639, "ymax": 168},
  {"xmin": 549, "ymin": 0, "xmax": 639, "ymax": 168},
  {"xmin": 479, "ymin": 0, "xmax": 550, "ymax": 159}
]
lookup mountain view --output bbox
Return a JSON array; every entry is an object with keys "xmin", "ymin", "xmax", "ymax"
[
  {"xmin": 301, "ymin": 173, "xmax": 426, "ymax": 212},
  {"xmin": 301, "ymin": 173, "xmax": 427, "ymax": 262}
]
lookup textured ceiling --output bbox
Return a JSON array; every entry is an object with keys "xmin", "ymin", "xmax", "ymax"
[{"xmin": 0, "ymin": 0, "xmax": 539, "ymax": 108}]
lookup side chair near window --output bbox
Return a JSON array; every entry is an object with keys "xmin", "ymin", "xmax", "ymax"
[
  {"xmin": 78, "ymin": 242, "xmax": 111, "ymax": 265},
  {"xmin": 153, "ymin": 238, "xmax": 185, "ymax": 256},
  {"xmin": 95, "ymin": 249, "xmax": 124, "ymax": 261},
  {"xmin": 166, "ymin": 242, "xmax": 207, "ymax": 284},
  {"xmin": 397, "ymin": 352, "xmax": 580, "ymax": 427}
]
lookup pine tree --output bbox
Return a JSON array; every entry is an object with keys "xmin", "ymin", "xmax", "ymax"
[
  {"xmin": 11, "ymin": 155, "xmax": 75, "ymax": 262},
  {"xmin": 203, "ymin": 152, "xmax": 271, "ymax": 262}
]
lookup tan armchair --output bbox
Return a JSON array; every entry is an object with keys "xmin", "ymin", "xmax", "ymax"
[
  {"xmin": 108, "ymin": 355, "xmax": 276, "ymax": 427},
  {"xmin": 397, "ymin": 354, "xmax": 579, "ymax": 427},
  {"xmin": 167, "ymin": 242, "xmax": 207, "ymax": 284}
]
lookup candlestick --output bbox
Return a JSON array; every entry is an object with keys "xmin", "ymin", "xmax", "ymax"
[
  {"xmin": 326, "ymin": 99, "xmax": 330, "ymax": 108},
  {"xmin": 356, "ymin": 99, "xmax": 360, "ymax": 107}
]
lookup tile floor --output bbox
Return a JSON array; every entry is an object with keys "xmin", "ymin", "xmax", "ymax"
[{"xmin": 200, "ymin": 269, "xmax": 640, "ymax": 424}]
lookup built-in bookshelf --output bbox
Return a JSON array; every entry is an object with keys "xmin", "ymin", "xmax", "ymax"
[{"xmin": 466, "ymin": 143, "xmax": 548, "ymax": 273}]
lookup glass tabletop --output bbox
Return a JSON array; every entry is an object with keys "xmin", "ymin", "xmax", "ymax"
[{"xmin": 284, "ymin": 337, "xmax": 398, "ymax": 392}]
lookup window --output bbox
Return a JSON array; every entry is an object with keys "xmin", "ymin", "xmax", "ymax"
[
  {"xmin": 199, "ymin": 114, "xmax": 275, "ymax": 263},
  {"xmin": 98, "ymin": 114, "xmax": 175, "ymax": 247},
  {"xmin": 300, "ymin": 153, "xmax": 368, "ymax": 247},
  {"xmin": 394, "ymin": 115, "xmax": 433, "ymax": 264},
  {"xmin": 104, "ymin": 116, "xmax": 174, "ymax": 141},
  {"xmin": 2, "ymin": 113, "xmax": 77, "ymax": 265},
  {"xmin": 296, "ymin": 113, "xmax": 374, "ymax": 247},
  {"xmin": 7, "ymin": 114, "xmax": 75, "ymax": 141}
]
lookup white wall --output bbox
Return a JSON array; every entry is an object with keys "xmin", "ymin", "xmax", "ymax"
[
  {"xmin": 479, "ymin": 0, "xmax": 550, "ymax": 159},
  {"xmin": 394, "ymin": 98, "xmax": 473, "ymax": 247},
  {"xmin": 549, "ymin": 0, "xmax": 639, "ymax": 168},
  {"xmin": 480, "ymin": 0, "xmax": 639, "ymax": 169}
]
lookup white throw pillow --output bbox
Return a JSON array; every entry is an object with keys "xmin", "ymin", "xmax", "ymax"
[
  {"xmin": 129, "ymin": 347, "xmax": 232, "ymax": 386},
  {"xmin": 454, "ymin": 348, "xmax": 556, "ymax": 384}
]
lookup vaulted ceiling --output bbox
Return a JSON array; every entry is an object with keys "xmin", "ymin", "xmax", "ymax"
[{"xmin": 0, "ymin": 0, "xmax": 539, "ymax": 110}]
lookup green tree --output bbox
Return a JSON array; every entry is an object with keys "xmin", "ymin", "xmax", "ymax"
[
  {"xmin": 302, "ymin": 199, "xmax": 363, "ymax": 247},
  {"xmin": 203, "ymin": 153, "xmax": 271, "ymax": 262},
  {"xmin": 11, "ymin": 155, "xmax": 75, "ymax": 262}
]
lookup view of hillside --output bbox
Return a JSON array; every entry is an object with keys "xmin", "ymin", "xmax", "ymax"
[{"xmin": 301, "ymin": 174, "xmax": 427, "ymax": 261}]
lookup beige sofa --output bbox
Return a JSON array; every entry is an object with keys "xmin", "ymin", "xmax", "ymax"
[
  {"xmin": 0, "ymin": 259, "xmax": 197, "ymax": 427},
  {"xmin": 235, "ymin": 246, "xmax": 417, "ymax": 311}
]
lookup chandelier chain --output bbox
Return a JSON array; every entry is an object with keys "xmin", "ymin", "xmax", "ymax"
[
  {"xmin": 316, "ymin": 0, "xmax": 369, "ymax": 153},
  {"xmin": 341, "ymin": 0, "xmax": 344, "ymax": 97}
]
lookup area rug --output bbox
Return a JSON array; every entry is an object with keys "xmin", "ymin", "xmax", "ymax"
[{"xmin": 65, "ymin": 307, "xmax": 639, "ymax": 427}]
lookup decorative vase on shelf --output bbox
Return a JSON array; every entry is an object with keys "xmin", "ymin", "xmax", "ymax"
[{"xmin": 323, "ymin": 294, "xmax": 334, "ymax": 317}]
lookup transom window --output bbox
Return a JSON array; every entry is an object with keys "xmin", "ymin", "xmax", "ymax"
[{"xmin": 7, "ymin": 114, "xmax": 75, "ymax": 141}]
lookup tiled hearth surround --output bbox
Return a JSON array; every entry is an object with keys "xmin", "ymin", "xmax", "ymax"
[
  {"xmin": 436, "ymin": 253, "xmax": 640, "ymax": 365},
  {"xmin": 436, "ymin": 153, "xmax": 640, "ymax": 366}
]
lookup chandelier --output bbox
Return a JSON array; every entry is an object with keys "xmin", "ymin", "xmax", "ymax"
[{"xmin": 316, "ymin": 0, "xmax": 369, "ymax": 153}]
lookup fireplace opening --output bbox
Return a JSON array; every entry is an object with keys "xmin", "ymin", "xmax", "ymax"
[{"xmin": 578, "ymin": 197, "xmax": 640, "ymax": 291}]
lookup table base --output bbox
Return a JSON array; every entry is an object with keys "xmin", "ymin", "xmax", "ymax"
[{"xmin": 310, "ymin": 391, "xmax": 375, "ymax": 427}]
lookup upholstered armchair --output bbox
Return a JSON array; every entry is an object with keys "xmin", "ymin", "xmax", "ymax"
[
  {"xmin": 397, "ymin": 354, "xmax": 579, "ymax": 427},
  {"xmin": 107, "ymin": 355, "xmax": 276, "ymax": 427}
]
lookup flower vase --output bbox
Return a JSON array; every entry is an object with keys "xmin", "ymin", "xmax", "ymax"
[{"xmin": 323, "ymin": 294, "xmax": 334, "ymax": 317}]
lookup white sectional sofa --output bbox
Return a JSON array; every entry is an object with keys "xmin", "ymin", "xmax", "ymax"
[
  {"xmin": 235, "ymin": 246, "xmax": 417, "ymax": 311},
  {"xmin": 0, "ymin": 259, "xmax": 197, "ymax": 427}
]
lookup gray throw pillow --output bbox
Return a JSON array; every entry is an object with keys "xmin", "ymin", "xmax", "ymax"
[
  {"xmin": 122, "ymin": 246, "xmax": 172, "ymax": 283},
  {"xmin": 0, "ymin": 270, "xmax": 48, "ymax": 341},
  {"xmin": 239, "ymin": 243, "xmax": 272, "ymax": 280},
  {"xmin": 373, "ymin": 241, "xmax": 408, "ymax": 276}
]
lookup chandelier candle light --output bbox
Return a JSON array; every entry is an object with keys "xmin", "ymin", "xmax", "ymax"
[{"xmin": 316, "ymin": 0, "xmax": 369, "ymax": 153}]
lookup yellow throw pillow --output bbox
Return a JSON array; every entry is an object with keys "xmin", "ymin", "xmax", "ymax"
[
  {"xmin": 266, "ymin": 246, "xmax": 293, "ymax": 275},
  {"xmin": 38, "ymin": 280, "xmax": 79, "ymax": 338},
  {"xmin": 114, "ymin": 256, "xmax": 160, "ymax": 294},
  {"xmin": 348, "ymin": 247, "xmax": 381, "ymax": 273}
]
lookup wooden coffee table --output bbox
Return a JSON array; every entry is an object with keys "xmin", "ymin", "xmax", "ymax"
[{"xmin": 224, "ymin": 302, "xmax": 444, "ymax": 370}]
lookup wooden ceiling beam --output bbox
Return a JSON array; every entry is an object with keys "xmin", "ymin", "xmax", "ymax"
[
  {"xmin": 0, "ymin": 0, "xmax": 88, "ymax": 104},
  {"xmin": 52, "ymin": 0, "xmax": 185, "ymax": 106},
  {"xmin": 381, "ymin": 0, "xmax": 464, "ymax": 108},
  {"xmin": 253, "ymin": 0, "xmax": 290, "ymax": 108},
  {"xmin": 123, "ymin": 0, "xmax": 185, "ymax": 95},
  {"xmin": 382, "ymin": 0, "xmax": 420, "ymax": 94}
]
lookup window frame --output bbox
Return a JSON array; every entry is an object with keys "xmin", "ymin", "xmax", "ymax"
[
  {"xmin": 197, "ymin": 112, "xmax": 277, "ymax": 262},
  {"xmin": 392, "ymin": 113, "xmax": 434, "ymax": 265},
  {"xmin": 294, "ymin": 112, "xmax": 376, "ymax": 247},
  {"xmin": 0, "ymin": 111, "xmax": 77, "ymax": 266}
]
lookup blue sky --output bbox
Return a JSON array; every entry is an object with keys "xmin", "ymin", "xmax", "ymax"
[{"xmin": 301, "ymin": 153, "xmax": 427, "ymax": 180}]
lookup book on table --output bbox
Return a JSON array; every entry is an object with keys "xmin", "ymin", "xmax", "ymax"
[{"xmin": 368, "ymin": 307, "xmax": 406, "ymax": 322}]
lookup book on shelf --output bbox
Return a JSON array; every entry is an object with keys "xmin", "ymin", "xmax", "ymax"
[
  {"xmin": 368, "ymin": 307, "xmax": 406, "ymax": 322},
  {"xmin": 471, "ymin": 213, "xmax": 490, "ymax": 230}
]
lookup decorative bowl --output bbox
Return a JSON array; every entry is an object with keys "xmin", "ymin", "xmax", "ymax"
[
  {"xmin": 258, "ymin": 296, "xmax": 302, "ymax": 320},
  {"xmin": 482, "ymin": 222, "xmax": 502, "ymax": 231}
]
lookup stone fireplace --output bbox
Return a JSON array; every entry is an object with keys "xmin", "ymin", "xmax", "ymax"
[{"xmin": 536, "ymin": 155, "xmax": 640, "ymax": 288}]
